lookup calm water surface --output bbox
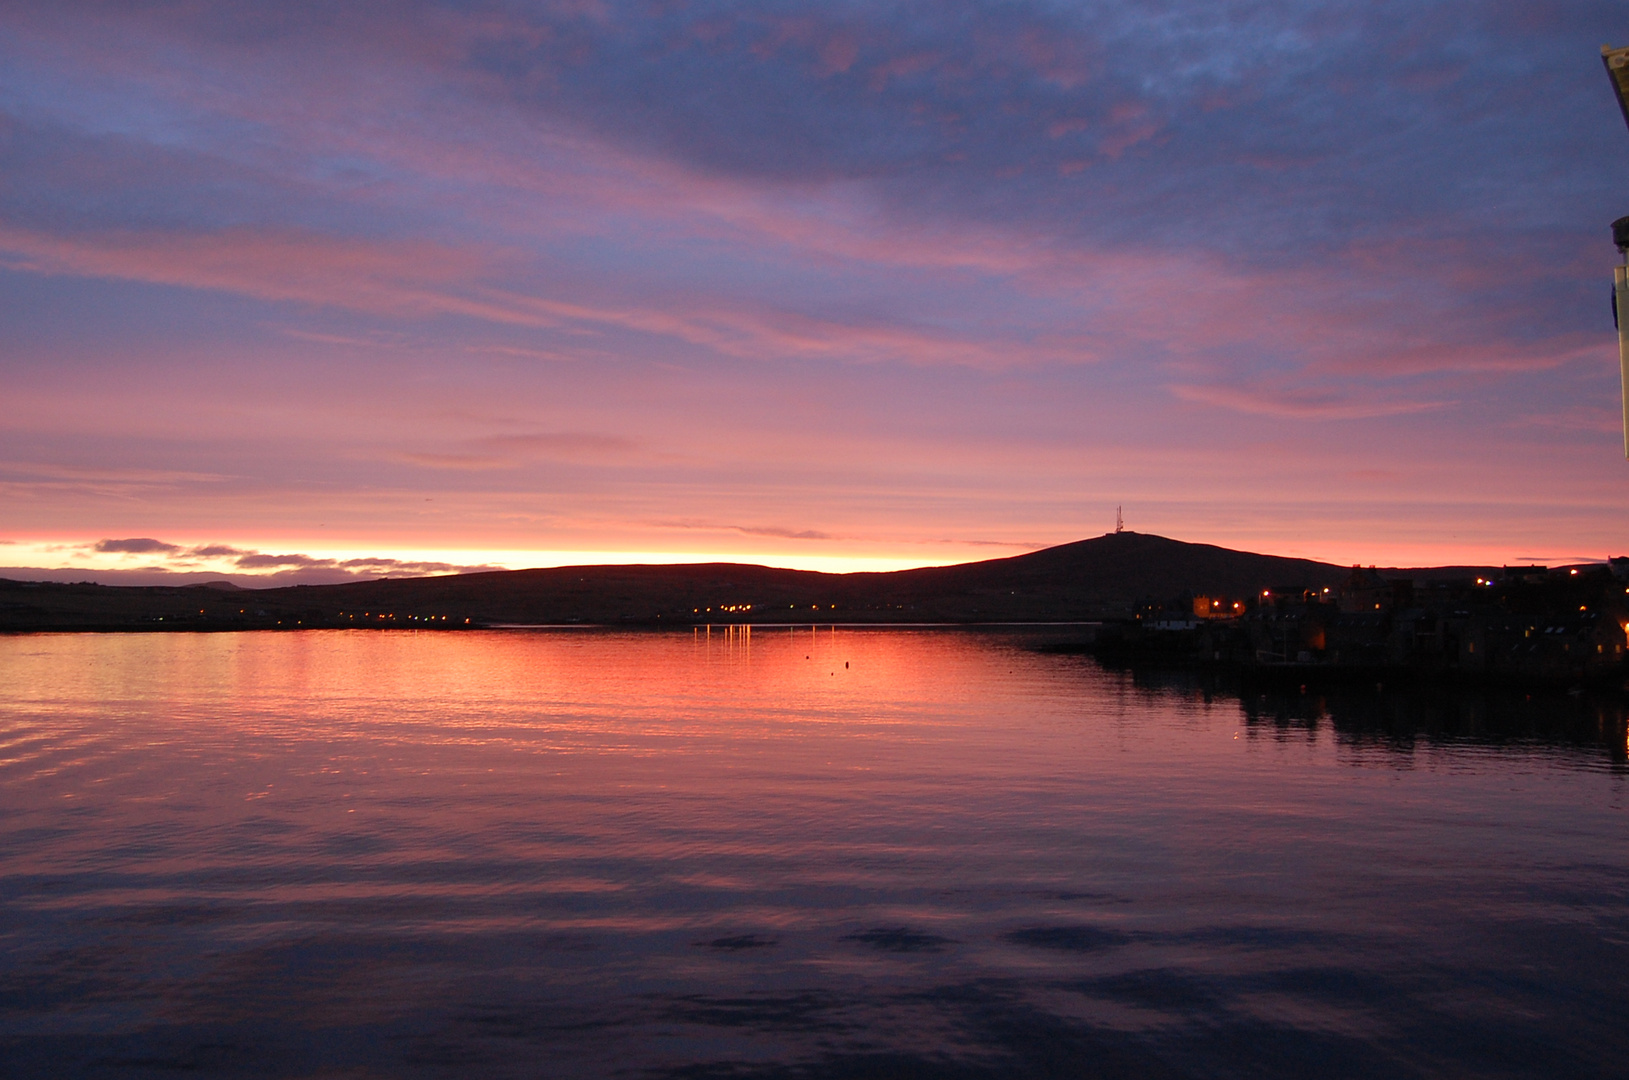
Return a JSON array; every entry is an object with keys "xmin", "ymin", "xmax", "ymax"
[{"xmin": 1, "ymin": 628, "xmax": 1626, "ymax": 1078}]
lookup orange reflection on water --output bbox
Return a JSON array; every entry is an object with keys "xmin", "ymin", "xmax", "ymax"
[
  {"xmin": 0, "ymin": 628, "xmax": 1213, "ymax": 914},
  {"xmin": 0, "ymin": 628, "xmax": 1620, "ymax": 937},
  {"xmin": 2, "ymin": 628, "xmax": 1628, "ymax": 1078}
]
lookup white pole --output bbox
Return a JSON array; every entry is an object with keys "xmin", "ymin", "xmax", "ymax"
[{"xmin": 1619, "ymin": 264, "xmax": 1629, "ymax": 459}]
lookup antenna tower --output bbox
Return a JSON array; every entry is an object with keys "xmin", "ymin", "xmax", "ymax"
[{"xmin": 1115, "ymin": 506, "xmax": 1124, "ymax": 534}]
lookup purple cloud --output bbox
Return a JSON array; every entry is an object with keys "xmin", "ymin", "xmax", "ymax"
[
  {"xmin": 234, "ymin": 552, "xmax": 332, "ymax": 569},
  {"xmin": 94, "ymin": 537, "xmax": 181, "ymax": 554},
  {"xmin": 189, "ymin": 544, "xmax": 250, "ymax": 557}
]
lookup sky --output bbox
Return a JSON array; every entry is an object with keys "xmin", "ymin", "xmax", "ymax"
[{"xmin": 2, "ymin": 0, "xmax": 1628, "ymax": 584}]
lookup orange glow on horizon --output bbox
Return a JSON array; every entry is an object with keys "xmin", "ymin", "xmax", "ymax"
[{"xmin": 1, "ymin": 531, "xmax": 1620, "ymax": 586}]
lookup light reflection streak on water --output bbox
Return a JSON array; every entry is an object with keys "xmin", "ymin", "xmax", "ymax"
[{"xmin": 0, "ymin": 629, "xmax": 1625, "ymax": 1078}]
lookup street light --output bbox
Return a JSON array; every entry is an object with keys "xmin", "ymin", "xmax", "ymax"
[{"xmin": 1605, "ymin": 45, "xmax": 1629, "ymax": 458}]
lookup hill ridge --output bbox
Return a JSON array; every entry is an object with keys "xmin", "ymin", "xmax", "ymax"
[{"xmin": 1, "ymin": 532, "xmax": 1396, "ymax": 630}]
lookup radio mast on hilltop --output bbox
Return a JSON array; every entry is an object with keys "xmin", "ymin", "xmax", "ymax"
[
  {"xmin": 1601, "ymin": 44, "xmax": 1629, "ymax": 458},
  {"xmin": 1115, "ymin": 506, "xmax": 1124, "ymax": 534}
]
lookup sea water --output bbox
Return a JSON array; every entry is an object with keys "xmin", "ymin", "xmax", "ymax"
[{"xmin": 1, "ymin": 628, "xmax": 1625, "ymax": 1078}]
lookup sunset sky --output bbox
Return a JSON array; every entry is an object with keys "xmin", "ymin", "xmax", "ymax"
[{"xmin": 3, "ymin": 1, "xmax": 1627, "ymax": 584}]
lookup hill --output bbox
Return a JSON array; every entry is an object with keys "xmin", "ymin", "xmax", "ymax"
[{"xmin": 0, "ymin": 532, "xmax": 1409, "ymax": 632}]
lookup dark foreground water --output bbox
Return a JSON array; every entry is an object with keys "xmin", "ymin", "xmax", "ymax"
[{"xmin": 1, "ymin": 628, "xmax": 1626, "ymax": 1079}]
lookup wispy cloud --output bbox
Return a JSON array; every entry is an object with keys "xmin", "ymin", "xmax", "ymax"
[
  {"xmin": 478, "ymin": 432, "xmax": 640, "ymax": 457},
  {"xmin": 39, "ymin": 538, "xmax": 502, "ymax": 582},
  {"xmin": 1170, "ymin": 384, "xmax": 1452, "ymax": 421},
  {"xmin": 657, "ymin": 520, "xmax": 839, "ymax": 542},
  {"xmin": 0, "ymin": 461, "xmax": 232, "ymax": 486},
  {"xmin": 0, "ymin": 223, "xmax": 1077, "ymax": 369},
  {"xmin": 390, "ymin": 431, "xmax": 647, "ymax": 471},
  {"xmin": 392, "ymin": 453, "xmax": 512, "ymax": 471},
  {"xmin": 94, "ymin": 537, "xmax": 182, "ymax": 554},
  {"xmin": 229, "ymin": 551, "xmax": 495, "ymax": 575},
  {"xmin": 1509, "ymin": 406, "xmax": 1623, "ymax": 435},
  {"xmin": 190, "ymin": 544, "xmax": 250, "ymax": 557}
]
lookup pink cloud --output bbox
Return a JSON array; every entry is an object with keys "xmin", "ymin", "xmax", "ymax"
[
  {"xmin": 0, "ymin": 222, "xmax": 1105, "ymax": 370},
  {"xmin": 818, "ymin": 33, "xmax": 860, "ymax": 75},
  {"xmin": 1170, "ymin": 383, "xmax": 1451, "ymax": 420},
  {"xmin": 868, "ymin": 51, "xmax": 942, "ymax": 91},
  {"xmin": 0, "ymin": 225, "xmax": 507, "ymax": 320},
  {"xmin": 23, "ymin": 0, "xmax": 1569, "ymax": 391},
  {"xmin": 1509, "ymin": 405, "xmax": 1623, "ymax": 435},
  {"xmin": 388, "ymin": 432, "xmax": 656, "ymax": 470}
]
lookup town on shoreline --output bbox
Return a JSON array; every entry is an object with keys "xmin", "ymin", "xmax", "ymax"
[
  {"xmin": 1098, "ymin": 560, "xmax": 1629, "ymax": 687},
  {"xmin": 4, "ymin": 532, "xmax": 1626, "ymax": 688}
]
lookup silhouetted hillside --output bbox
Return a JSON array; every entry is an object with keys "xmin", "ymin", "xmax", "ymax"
[
  {"xmin": 855, "ymin": 532, "xmax": 1349, "ymax": 618},
  {"xmin": 0, "ymin": 533, "xmax": 1371, "ymax": 631}
]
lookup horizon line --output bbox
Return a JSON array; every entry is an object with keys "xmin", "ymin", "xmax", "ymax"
[{"xmin": 1, "ymin": 531, "xmax": 1613, "ymax": 591}]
